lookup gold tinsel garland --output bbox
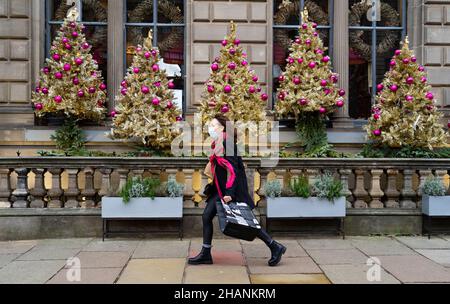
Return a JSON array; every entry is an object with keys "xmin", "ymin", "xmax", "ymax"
[
  {"xmin": 55, "ymin": 0, "xmax": 107, "ymax": 48},
  {"xmin": 349, "ymin": 1, "xmax": 400, "ymax": 61},
  {"xmin": 128, "ymin": 0, "xmax": 183, "ymax": 52},
  {"xmin": 274, "ymin": 0, "xmax": 329, "ymax": 52}
]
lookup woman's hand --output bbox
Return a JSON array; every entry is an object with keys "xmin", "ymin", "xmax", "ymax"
[{"xmin": 223, "ymin": 196, "xmax": 232, "ymax": 204}]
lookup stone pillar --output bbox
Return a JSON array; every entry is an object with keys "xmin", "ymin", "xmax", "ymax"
[
  {"xmin": 11, "ymin": 168, "xmax": 29, "ymax": 208},
  {"xmin": 400, "ymin": 169, "xmax": 417, "ymax": 208},
  {"xmin": 369, "ymin": 169, "xmax": 384, "ymax": 208},
  {"xmin": 80, "ymin": 167, "xmax": 96, "ymax": 208},
  {"xmin": 64, "ymin": 169, "xmax": 80, "ymax": 208},
  {"xmin": 353, "ymin": 169, "xmax": 369, "ymax": 208},
  {"xmin": 385, "ymin": 169, "xmax": 400, "ymax": 208},
  {"xmin": 98, "ymin": 168, "xmax": 113, "ymax": 207},
  {"xmin": 116, "ymin": 168, "xmax": 129, "ymax": 196},
  {"xmin": 417, "ymin": 169, "xmax": 432, "ymax": 207},
  {"xmin": 29, "ymin": 168, "xmax": 46, "ymax": 208},
  {"xmin": 339, "ymin": 169, "xmax": 353, "ymax": 208},
  {"xmin": 47, "ymin": 168, "xmax": 63, "ymax": 208},
  {"xmin": 0, "ymin": 168, "xmax": 11, "ymax": 207}
]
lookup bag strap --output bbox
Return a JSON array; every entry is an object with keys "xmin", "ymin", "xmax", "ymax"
[{"xmin": 211, "ymin": 160, "xmax": 224, "ymax": 201}]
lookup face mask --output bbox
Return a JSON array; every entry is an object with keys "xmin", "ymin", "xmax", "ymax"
[{"xmin": 208, "ymin": 126, "xmax": 219, "ymax": 139}]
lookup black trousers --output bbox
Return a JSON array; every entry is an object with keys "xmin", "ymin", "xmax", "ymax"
[{"xmin": 202, "ymin": 193, "xmax": 273, "ymax": 247}]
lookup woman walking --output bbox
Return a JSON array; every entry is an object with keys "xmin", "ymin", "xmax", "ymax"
[{"xmin": 188, "ymin": 114, "xmax": 286, "ymax": 266}]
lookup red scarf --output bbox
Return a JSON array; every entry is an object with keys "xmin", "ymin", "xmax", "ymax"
[{"xmin": 209, "ymin": 133, "xmax": 236, "ymax": 190}]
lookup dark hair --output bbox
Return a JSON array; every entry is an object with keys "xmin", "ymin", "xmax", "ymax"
[{"xmin": 214, "ymin": 114, "xmax": 237, "ymax": 146}]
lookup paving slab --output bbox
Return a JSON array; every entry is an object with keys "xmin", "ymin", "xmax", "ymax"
[
  {"xmin": 0, "ymin": 240, "xmax": 36, "ymax": 254},
  {"xmin": 416, "ymin": 249, "xmax": 450, "ymax": 267},
  {"xmin": 321, "ymin": 264, "xmax": 400, "ymax": 284},
  {"xmin": 82, "ymin": 239, "xmax": 140, "ymax": 253},
  {"xmin": 133, "ymin": 240, "xmax": 190, "ymax": 259},
  {"xmin": 35, "ymin": 238, "xmax": 93, "ymax": 248},
  {"xmin": 69, "ymin": 251, "xmax": 131, "ymax": 268},
  {"xmin": 395, "ymin": 236, "xmax": 450, "ymax": 249},
  {"xmin": 349, "ymin": 237, "xmax": 416, "ymax": 256},
  {"xmin": 250, "ymin": 274, "xmax": 330, "ymax": 284},
  {"xmin": 247, "ymin": 257, "xmax": 322, "ymax": 274},
  {"xmin": 184, "ymin": 265, "xmax": 250, "ymax": 284},
  {"xmin": 117, "ymin": 258, "xmax": 185, "ymax": 284},
  {"xmin": 379, "ymin": 255, "xmax": 450, "ymax": 283},
  {"xmin": 0, "ymin": 253, "xmax": 20, "ymax": 268},
  {"xmin": 17, "ymin": 246, "xmax": 81, "ymax": 261},
  {"xmin": 298, "ymin": 238, "xmax": 354, "ymax": 250},
  {"xmin": 0, "ymin": 260, "xmax": 66, "ymax": 284},
  {"xmin": 242, "ymin": 240, "xmax": 307, "ymax": 258},
  {"xmin": 306, "ymin": 249, "xmax": 369, "ymax": 265},
  {"xmin": 47, "ymin": 267, "xmax": 123, "ymax": 284},
  {"xmin": 189, "ymin": 250, "xmax": 245, "ymax": 266}
]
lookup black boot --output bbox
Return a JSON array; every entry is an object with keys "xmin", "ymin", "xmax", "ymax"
[
  {"xmin": 268, "ymin": 241, "xmax": 286, "ymax": 266},
  {"xmin": 188, "ymin": 246, "xmax": 213, "ymax": 265}
]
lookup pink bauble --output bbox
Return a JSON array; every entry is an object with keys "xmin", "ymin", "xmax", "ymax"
[
  {"xmin": 403, "ymin": 58, "xmax": 410, "ymax": 64},
  {"xmin": 257, "ymin": 87, "xmax": 262, "ymax": 92},
  {"xmin": 298, "ymin": 98, "xmax": 308, "ymax": 106},
  {"xmin": 406, "ymin": 77, "xmax": 414, "ymax": 85},
  {"xmin": 390, "ymin": 85, "xmax": 398, "ymax": 92},
  {"xmin": 324, "ymin": 88, "xmax": 331, "ymax": 95},
  {"xmin": 295, "ymin": 38, "xmax": 301, "ymax": 44},
  {"xmin": 211, "ymin": 63, "xmax": 219, "ymax": 71},
  {"xmin": 224, "ymin": 85, "xmax": 232, "ymax": 93},
  {"xmin": 82, "ymin": 42, "xmax": 89, "ymax": 50},
  {"xmin": 234, "ymin": 39, "xmax": 241, "ymax": 45},
  {"xmin": 316, "ymin": 49, "xmax": 324, "ymax": 55},
  {"xmin": 288, "ymin": 57, "xmax": 294, "ymax": 64},
  {"xmin": 261, "ymin": 93, "xmax": 268, "ymax": 101},
  {"xmin": 71, "ymin": 31, "xmax": 78, "ymax": 38},
  {"xmin": 319, "ymin": 107, "xmax": 327, "ymax": 114},
  {"xmin": 302, "ymin": 23, "xmax": 308, "ymax": 29},
  {"xmin": 154, "ymin": 82, "xmax": 161, "ymax": 87},
  {"xmin": 133, "ymin": 67, "xmax": 140, "ymax": 74},
  {"xmin": 110, "ymin": 111, "xmax": 117, "ymax": 117},
  {"xmin": 394, "ymin": 50, "xmax": 401, "ymax": 56},
  {"xmin": 419, "ymin": 66, "xmax": 425, "ymax": 72},
  {"xmin": 229, "ymin": 49, "xmax": 236, "ymax": 55},
  {"xmin": 241, "ymin": 60, "xmax": 248, "ymax": 66},
  {"xmin": 52, "ymin": 54, "xmax": 61, "ymax": 61},
  {"xmin": 43, "ymin": 67, "xmax": 50, "ymax": 74},
  {"xmin": 77, "ymin": 90, "xmax": 85, "ymax": 97},
  {"xmin": 377, "ymin": 84, "xmax": 384, "ymax": 92},
  {"xmin": 35, "ymin": 103, "xmax": 43, "ymax": 110},
  {"xmin": 64, "ymin": 43, "xmax": 72, "ymax": 50},
  {"xmin": 136, "ymin": 47, "xmax": 142, "ymax": 52},
  {"xmin": 308, "ymin": 62, "xmax": 316, "ymax": 69},
  {"xmin": 297, "ymin": 58, "xmax": 304, "ymax": 64},
  {"xmin": 63, "ymin": 63, "xmax": 71, "ymax": 71},
  {"xmin": 320, "ymin": 80, "xmax": 328, "ymax": 87},
  {"xmin": 35, "ymin": 87, "xmax": 41, "ymax": 93},
  {"xmin": 55, "ymin": 72, "xmax": 63, "ymax": 79},
  {"xmin": 278, "ymin": 92, "xmax": 285, "ymax": 100},
  {"xmin": 152, "ymin": 64, "xmax": 159, "ymax": 72},
  {"xmin": 168, "ymin": 81, "xmax": 175, "ymax": 89},
  {"xmin": 75, "ymin": 58, "xmax": 83, "ymax": 65},
  {"xmin": 252, "ymin": 75, "xmax": 259, "ymax": 82},
  {"xmin": 411, "ymin": 56, "xmax": 417, "ymax": 62},
  {"xmin": 141, "ymin": 86, "xmax": 150, "ymax": 94},
  {"xmin": 249, "ymin": 86, "xmax": 256, "ymax": 94},
  {"xmin": 322, "ymin": 56, "xmax": 330, "ymax": 63},
  {"xmin": 176, "ymin": 116, "xmax": 183, "ymax": 122},
  {"xmin": 121, "ymin": 80, "xmax": 127, "ymax": 88},
  {"xmin": 313, "ymin": 32, "xmax": 318, "ymax": 37},
  {"xmin": 426, "ymin": 92, "xmax": 434, "ymax": 100},
  {"xmin": 54, "ymin": 95, "xmax": 62, "ymax": 103},
  {"xmin": 167, "ymin": 101, "xmax": 173, "ymax": 109},
  {"xmin": 69, "ymin": 22, "xmax": 76, "ymax": 28},
  {"xmin": 73, "ymin": 77, "xmax": 79, "ymax": 85},
  {"xmin": 100, "ymin": 83, "xmax": 107, "ymax": 91},
  {"xmin": 62, "ymin": 37, "xmax": 69, "ymax": 44},
  {"xmin": 151, "ymin": 50, "xmax": 157, "ymax": 56},
  {"xmin": 338, "ymin": 89, "xmax": 346, "ymax": 97},
  {"xmin": 421, "ymin": 77, "xmax": 427, "ymax": 83},
  {"xmin": 221, "ymin": 105, "xmax": 229, "ymax": 113},
  {"xmin": 278, "ymin": 75, "xmax": 285, "ymax": 82},
  {"xmin": 330, "ymin": 75, "xmax": 338, "ymax": 83},
  {"xmin": 144, "ymin": 52, "xmax": 151, "ymax": 59},
  {"xmin": 373, "ymin": 114, "xmax": 380, "ymax": 120},
  {"xmin": 221, "ymin": 40, "xmax": 228, "ymax": 46},
  {"xmin": 389, "ymin": 60, "xmax": 396, "ymax": 67},
  {"xmin": 427, "ymin": 105, "xmax": 434, "ymax": 111},
  {"xmin": 373, "ymin": 129, "xmax": 382, "ymax": 136},
  {"xmin": 42, "ymin": 87, "xmax": 49, "ymax": 95},
  {"xmin": 228, "ymin": 62, "xmax": 236, "ymax": 70},
  {"xmin": 305, "ymin": 39, "xmax": 311, "ymax": 45},
  {"xmin": 88, "ymin": 87, "xmax": 96, "ymax": 94},
  {"xmin": 121, "ymin": 88, "xmax": 127, "ymax": 95},
  {"xmin": 294, "ymin": 77, "xmax": 301, "ymax": 85},
  {"xmin": 336, "ymin": 100, "xmax": 344, "ymax": 108},
  {"xmin": 152, "ymin": 97, "xmax": 160, "ymax": 105},
  {"xmin": 207, "ymin": 85, "xmax": 214, "ymax": 93},
  {"xmin": 312, "ymin": 23, "xmax": 318, "ymax": 28},
  {"xmin": 405, "ymin": 95, "xmax": 413, "ymax": 102}
]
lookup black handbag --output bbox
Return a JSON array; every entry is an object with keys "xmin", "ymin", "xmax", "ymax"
[{"xmin": 203, "ymin": 182, "xmax": 215, "ymax": 196}]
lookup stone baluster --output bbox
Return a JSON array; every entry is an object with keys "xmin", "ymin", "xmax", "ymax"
[
  {"xmin": 29, "ymin": 168, "xmax": 46, "ymax": 208},
  {"xmin": 191, "ymin": 169, "xmax": 202, "ymax": 207},
  {"xmin": 385, "ymin": 169, "xmax": 400, "ymax": 208},
  {"xmin": 339, "ymin": 169, "xmax": 353, "ymax": 208},
  {"xmin": 353, "ymin": 169, "xmax": 369, "ymax": 208},
  {"xmin": 98, "ymin": 168, "xmax": 113, "ymax": 207},
  {"xmin": 47, "ymin": 168, "xmax": 63, "ymax": 208},
  {"xmin": 400, "ymin": 169, "xmax": 416, "ymax": 208},
  {"xmin": 80, "ymin": 167, "xmax": 96, "ymax": 208},
  {"xmin": 116, "ymin": 168, "xmax": 129, "ymax": 196},
  {"xmin": 306, "ymin": 169, "xmax": 319, "ymax": 186},
  {"xmin": 11, "ymin": 168, "xmax": 29, "ymax": 208},
  {"xmin": 0, "ymin": 168, "xmax": 12, "ymax": 208},
  {"xmin": 64, "ymin": 169, "xmax": 80, "ymax": 208},
  {"xmin": 435, "ymin": 170, "xmax": 449, "ymax": 195},
  {"xmin": 369, "ymin": 169, "xmax": 384, "ymax": 208},
  {"xmin": 183, "ymin": 168, "xmax": 194, "ymax": 204},
  {"xmin": 417, "ymin": 169, "xmax": 432, "ymax": 207},
  {"xmin": 245, "ymin": 166, "xmax": 256, "ymax": 202},
  {"xmin": 258, "ymin": 169, "xmax": 270, "ymax": 198}
]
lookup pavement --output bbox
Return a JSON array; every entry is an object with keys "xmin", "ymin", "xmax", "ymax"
[{"xmin": 1, "ymin": 235, "xmax": 450, "ymax": 284}]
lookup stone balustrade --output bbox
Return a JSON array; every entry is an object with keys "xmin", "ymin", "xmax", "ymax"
[{"xmin": 0, "ymin": 157, "xmax": 449, "ymax": 210}]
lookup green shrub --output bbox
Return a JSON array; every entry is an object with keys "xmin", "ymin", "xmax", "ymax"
[
  {"xmin": 312, "ymin": 172, "xmax": 343, "ymax": 202},
  {"xmin": 119, "ymin": 176, "xmax": 161, "ymax": 203},
  {"xmin": 290, "ymin": 175, "xmax": 310, "ymax": 198},
  {"xmin": 422, "ymin": 176, "xmax": 447, "ymax": 196},
  {"xmin": 264, "ymin": 179, "xmax": 282, "ymax": 198}
]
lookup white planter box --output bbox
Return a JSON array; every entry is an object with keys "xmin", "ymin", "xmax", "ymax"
[
  {"xmin": 101, "ymin": 197, "xmax": 183, "ymax": 219},
  {"xmin": 422, "ymin": 195, "xmax": 450, "ymax": 216},
  {"xmin": 267, "ymin": 197, "xmax": 346, "ymax": 218}
]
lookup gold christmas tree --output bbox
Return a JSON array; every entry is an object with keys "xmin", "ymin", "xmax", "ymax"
[
  {"xmin": 31, "ymin": 7, "xmax": 106, "ymax": 122},
  {"xmin": 110, "ymin": 30, "xmax": 182, "ymax": 150},
  {"xmin": 365, "ymin": 37, "xmax": 448, "ymax": 150},
  {"xmin": 275, "ymin": 8, "xmax": 344, "ymax": 155},
  {"xmin": 198, "ymin": 21, "xmax": 267, "ymax": 124}
]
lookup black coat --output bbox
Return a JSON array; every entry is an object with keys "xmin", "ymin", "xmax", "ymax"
[{"xmin": 205, "ymin": 140, "xmax": 255, "ymax": 210}]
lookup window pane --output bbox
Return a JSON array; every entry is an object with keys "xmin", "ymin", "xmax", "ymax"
[
  {"xmin": 48, "ymin": 0, "xmax": 108, "ymax": 22},
  {"xmin": 349, "ymin": 0, "xmax": 404, "ymax": 27},
  {"xmin": 158, "ymin": 0, "xmax": 184, "ymax": 23},
  {"xmin": 127, "ymin": 0, "xmax": 153, "ymax": 23},
  {"xmin": 274, "ymin": 0, "xmax": 330, "ymax": 26},
  {"xmin": 377, "ymin": 0, "xmax": 404, "ymax": 27}
]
